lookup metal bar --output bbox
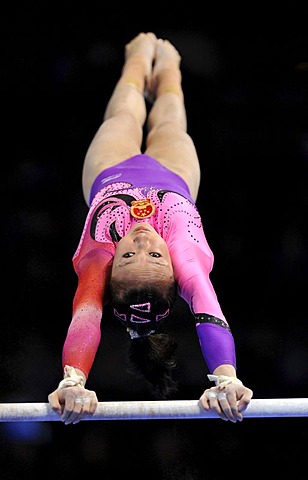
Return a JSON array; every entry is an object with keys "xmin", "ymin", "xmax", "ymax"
[{"xmin": 0, "ymin": 398, "xmax": 307, "ymax": 422}]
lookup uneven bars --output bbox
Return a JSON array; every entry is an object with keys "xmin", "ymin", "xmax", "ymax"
[{"xmin": 0, "ymin": 398, "xmax": 307, "ymax": 422}]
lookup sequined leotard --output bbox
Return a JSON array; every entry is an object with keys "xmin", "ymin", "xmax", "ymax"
[{"xmin": 62, "ymin": 155, "xmax": 236, "ymax": 378}]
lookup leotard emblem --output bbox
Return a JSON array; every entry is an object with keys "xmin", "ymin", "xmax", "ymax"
[{"xmin": 130, "ymin": 199, "xmax": 155, "ymax": 219}]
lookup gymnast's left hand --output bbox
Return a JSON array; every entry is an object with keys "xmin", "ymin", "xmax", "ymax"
[
  {"xmin": 48, "ymin": 386, "xmax": 98, "ymax": 425},
  {"xmin": 199, "ymin": 382, "xmax": 253, "ymax": 423}
]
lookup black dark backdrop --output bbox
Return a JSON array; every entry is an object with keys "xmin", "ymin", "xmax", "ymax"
[{"xmin": 1, "ymin": 5, "xmax": 307, "ymax": 480}]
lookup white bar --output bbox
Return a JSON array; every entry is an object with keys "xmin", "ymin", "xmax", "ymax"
[{"xmin": 0, "ymin": 398, "xmax": 307, "ymax": 422}]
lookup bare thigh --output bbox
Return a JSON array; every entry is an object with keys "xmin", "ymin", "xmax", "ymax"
[
  {"xmin": 82, "ymin": 114, "xmax": 143, "ymax": 204},
  {"xmin": 145, "ymin": 123, "xmax": 201, "ymax": 202}
]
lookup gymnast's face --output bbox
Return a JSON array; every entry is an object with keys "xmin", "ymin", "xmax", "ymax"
[{"xmin": 111, "ymin": 223, "xmax": 174, "ymax": 283}]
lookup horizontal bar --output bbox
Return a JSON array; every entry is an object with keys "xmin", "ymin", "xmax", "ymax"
[{"xmin": 0, "ymin": 398, "xmax": 307, "ymax": 422}]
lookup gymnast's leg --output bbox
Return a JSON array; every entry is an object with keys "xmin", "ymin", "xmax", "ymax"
[
  {"xmin": 82, "ymin": 32, "xmax": 157, "ymax": 205},
  {"xmin": 145, "ymin": 37, "xmax": 201, "ymax": 202}
]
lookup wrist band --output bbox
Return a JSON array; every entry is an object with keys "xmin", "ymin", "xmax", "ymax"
[
  {"xmin": 207, "ymin": 374, "xmax": 243, "ymax": 389},
  {"xmin": 58, "ymin": 365, "xmax": 85, "ymax": 389}
]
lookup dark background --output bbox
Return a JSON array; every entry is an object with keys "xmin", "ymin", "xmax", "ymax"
[{"xmin": 1, "ymin": 5, "xmax": 307, "ymax": 479}]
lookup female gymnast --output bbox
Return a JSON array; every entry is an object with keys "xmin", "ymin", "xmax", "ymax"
[{"xmin": 48, "ymin": 32, "xmax": 253, "ymax": 424}]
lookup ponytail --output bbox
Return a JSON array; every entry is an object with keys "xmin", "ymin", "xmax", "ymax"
[{"xmin": 128, "ymin": 333, "xmax": 178, "ymax": 399}]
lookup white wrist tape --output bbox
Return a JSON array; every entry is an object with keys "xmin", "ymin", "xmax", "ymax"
[
  {"xmin": 207, "ymin": 374, "xmax": 243, "ymax": 389},
  {"xmin": 58, "ymin": 365, "xmax": 85, "ymax": 389}
]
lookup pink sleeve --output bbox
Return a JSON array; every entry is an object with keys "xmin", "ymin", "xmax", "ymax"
[
  {"xmin": 169, "ymin": 239, "xmax": 236, "ymax": 372},
  {"xmin": 169, "ymin": 240, "xmax": 228, "ymax": 324},
  {"xmin": 62, "ymin": 242, "xmax": 115, "ymax": 378}
]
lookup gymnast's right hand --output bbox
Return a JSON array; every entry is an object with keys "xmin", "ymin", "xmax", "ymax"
[
  {"xmin": 48, "ymin": 365, "xmax": 98, "ymax": 424},
  {"xmin": 48, "ymin": 385, "xmax": 98, "ymax": 425}
]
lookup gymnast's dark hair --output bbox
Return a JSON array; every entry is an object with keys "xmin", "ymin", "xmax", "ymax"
[{"xmin": 108, "ymin": 278, "xmax": 179, "ymax": 399}]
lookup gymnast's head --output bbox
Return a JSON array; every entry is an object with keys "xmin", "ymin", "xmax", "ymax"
[
  {"xmin": 108, "ymin": 223, "xmax": 178, "ymax": 399},
  {"xmin": 109, "ymin": 222, "xmax": 177, "ymax": 338}
]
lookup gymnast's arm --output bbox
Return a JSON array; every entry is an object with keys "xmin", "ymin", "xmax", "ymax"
[
  {"xmin": 169, "ymin": 239, "xmax": 253, "ymax": 422},
  {"xmin": 48, "ymin": 244, "xmax": 114, "ymax": 424}
]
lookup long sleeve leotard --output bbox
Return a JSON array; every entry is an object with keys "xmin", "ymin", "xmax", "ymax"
[{"xmin": 62, "ymin": 182, "xmax": 236, "ymax": 378}]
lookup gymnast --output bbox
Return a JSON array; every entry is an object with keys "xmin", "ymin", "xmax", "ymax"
[{"xmin": 48, "ymin": 32, "xmax": 253, "ymax": 424}]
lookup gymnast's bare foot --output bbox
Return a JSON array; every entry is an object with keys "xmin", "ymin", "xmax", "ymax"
[
  {"xmin": 149, "ymin": 38, "xmax": 183, "ymax": 99},
  {"xmin": 123, "ymin": 32, "xmax": 157, "ymax": 94}
]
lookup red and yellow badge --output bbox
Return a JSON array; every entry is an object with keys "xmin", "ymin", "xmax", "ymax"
[{"xmin": 130, "ymin": 199, "xmax": 155, "ymax": 219}]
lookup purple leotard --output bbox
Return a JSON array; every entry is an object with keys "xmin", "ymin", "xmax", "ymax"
[
  {"xmin": 89, "ymin": 154, "xmax": 195, "ymax": 205},
  {"xmin": 62, "ymin": 154, "xmax": 236, "ymax": 378}
]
